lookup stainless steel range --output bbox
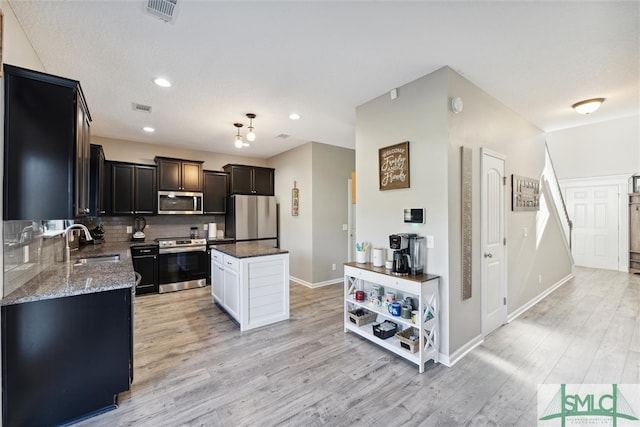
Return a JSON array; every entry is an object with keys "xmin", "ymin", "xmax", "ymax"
[{"xmin": 155, "ymin": 237, "xmax": 208, "ymax": 293}]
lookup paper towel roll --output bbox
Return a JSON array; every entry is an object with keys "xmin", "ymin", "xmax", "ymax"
[{"xmin": 208, "ymin": 223, "xmax": 216, "ymax": 239}]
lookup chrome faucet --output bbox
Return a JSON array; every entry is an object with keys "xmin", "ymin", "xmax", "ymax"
[{"xmin": 63, "ymin": 224, "xmax": 92, "ymax": 262}]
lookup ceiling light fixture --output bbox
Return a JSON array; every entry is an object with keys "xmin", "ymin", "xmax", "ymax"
[
  {"xmin": 153, "ymin": 77, "xmax": 172, "ymax": 88},
  {"xmin": 143, "ymin": 126, "xmax": 155, "ymax": 133},
  {"xmin": 234, "ymin": 123, "xmax": 244, "ymax": 148},
  {"xmin": 289, "ymin": 113, "xmax": 301, "ymax": 120},
  {"xmin": 246, "ymin": 113, "xmax": 256, "ymax": 142},
  {"xmin": 572, "ymin": 97, "xmax": 605, "ymax": 115}
]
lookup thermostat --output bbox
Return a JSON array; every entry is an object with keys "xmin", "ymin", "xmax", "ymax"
[{"xmin": 404, "ymin": 208, "xmax": 425, "ymax": 224}]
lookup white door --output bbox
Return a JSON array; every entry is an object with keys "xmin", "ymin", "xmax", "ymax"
[
  {"xmin": 565, "ymin": 185, "xmax": 619, "ymax": 270},
  {"xmin": 481, "ymin": 149, "xmax": 507, "ymax": 336},
  {"xmin": 348, "ymin": 178, "xmax": 356, "ymax": 262}
]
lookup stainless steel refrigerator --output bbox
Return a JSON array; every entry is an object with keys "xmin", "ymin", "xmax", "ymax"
[{"xmin": 226, "ymin": 195, "xmax": 278, "ymax": 247}]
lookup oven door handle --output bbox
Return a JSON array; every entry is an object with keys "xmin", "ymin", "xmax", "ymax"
[{"xmin": 159, "ymin": 246, "xmax": 207, "ymax": 254}]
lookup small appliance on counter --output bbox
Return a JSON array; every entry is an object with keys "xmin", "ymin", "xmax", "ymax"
[
  {"xmin": 89, "ymin": 225, "xmax": 104, "ymax": 244},
  {"xmin": 131, "ymin": 216, "xmax": 146, "ymax": 242},
  {"xmin": 389, "ymin": 233, "xmax": 424, "ymax": 276}
]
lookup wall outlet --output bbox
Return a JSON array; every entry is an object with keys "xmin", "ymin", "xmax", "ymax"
[
  {"xmin": 203, "ymin": 224, "xmax": 208, "ymax": 230},
  {"xmin": 126, "ymin": 226, "xmax": 132, "ymax": 233},
  {"xmin": 426, "ymin": 235, "xmax": 434, "ymax": 248},
  {"xmin": 332, "ymin": 263, "xmax": 336, "ymax": 271},
  {"xmin": 523, "ymin": 227, "xmax": 528, "ymax": 237},
  {"xmin": 342, "ymin": 224, "xmax": 348, "ymax": 231}
]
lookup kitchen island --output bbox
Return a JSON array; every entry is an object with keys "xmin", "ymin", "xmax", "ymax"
[
  {"xmin": 1, "ymin": 243, "xmax": 135, "ymax": 427},
  {"xmin": 210, "ymin": 242, "xmax": 289, "ymax": 331}
]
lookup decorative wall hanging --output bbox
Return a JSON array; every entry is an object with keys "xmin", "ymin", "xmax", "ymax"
[
  {"xmin": 512, "ymin": 175, "xmax": 540, "ymax": 211},
  {"xmin": 461, "ymin": 146, "xmax": 472, "ymax": 300},
  {"xmin": 379, "ymin": 141, "xmax": 410, "ymax": 191},
  {"xmin": 291, "ymin": 181, "xmax": 299, "ymax": 216}
]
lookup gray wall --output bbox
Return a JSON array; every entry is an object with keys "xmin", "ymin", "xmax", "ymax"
[
  {"xmin": 356, "ymin": 66, "xmax": 573, "ymax": 360},
  {"xmin": 268, "ymin": 142, "xmax": 355, "ymax": 286}
]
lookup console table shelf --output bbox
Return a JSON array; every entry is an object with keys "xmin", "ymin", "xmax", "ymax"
[{"xmin": 344, "ymin": 262, "xmax": 440, "ymax": 373}]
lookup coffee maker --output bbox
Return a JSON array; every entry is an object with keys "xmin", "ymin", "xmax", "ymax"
[
  {"xmin": 389, "ymin": 234, "xmax": 411, "ymax": 275},
  {"xmin": 389, "ymin": 233, "xmax": 425, "ymax": 276}
]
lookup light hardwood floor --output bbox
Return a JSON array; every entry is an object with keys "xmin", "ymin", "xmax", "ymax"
[{"xmin": 78, "ymin": 267, "xmax": 639, "ymax": 426}]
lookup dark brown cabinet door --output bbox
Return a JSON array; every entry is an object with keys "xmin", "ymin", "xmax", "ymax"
[
  {"xmin": 157, "ymin": 158, "xmax": 181, "ymax": 191},
  {"xmin": 253, "ymin": 167, "xmax": 275, "ymax": 196},
  {"xmin": 3, "ymin": 64, "xmax": 91, "ymax": 220},
  {"xmin": 134, "ymin": 166, "xmax": 157, "ymax": 214},
  {"xmin": 182, "ymin": 161, "xmax": 203, "ymax": 192},
  {"xmin": 156, "ymin": 157, "xmax": 203, "ymax": 191},
  {"xmin": 110, "ymin": 163, "xmax": 156, "ymax": 215},
  {"xmin": 89, "ymin": 144, "xmax": 105, "ymax": 216},
  {"xmin": 111, "ymin": 164, "xmax": 135, "ymax": 215},
  {"xmin": 223, "ymin": 164, "xmax": 274, "ymax": 195},
  {"xmin": 203, "ymin": 171, "xmax": 228, "ymax": 214}
]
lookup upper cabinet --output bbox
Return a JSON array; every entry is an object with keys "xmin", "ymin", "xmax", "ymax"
[
  {"xmin": 89, "ymin": 144, "xmax": 105, "ymax": 216},
  {"xmin": 223, "ymin": 164, "xmax": 274, "ymax": 196},
  {"xmin": 155, "ymin": 157, "xmax": 203, "ymax": 192},
  {"xmin": 203, "ymin": 171, "xmax": 228, "ymax": 214},
  {"xmin": 3, "ymin": 64, "xmax": 91, "ymax": 220},
  {"xmin": 107, "ymin": 162, "xmax": 157, "ymax": 216}
]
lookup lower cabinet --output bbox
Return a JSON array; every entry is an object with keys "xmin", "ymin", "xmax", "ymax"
[
  {"xmin": 211, "ymin": 249, "xmax": 289, "ymax": 331},
  {"xmin": 1, "ymin": 288, "xmax": 133, "ymax": 426}
]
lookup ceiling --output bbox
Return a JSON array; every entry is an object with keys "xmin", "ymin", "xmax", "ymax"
[{"xmin": 8, "ymin": 1, "xmax": 639, "ymax": 159}]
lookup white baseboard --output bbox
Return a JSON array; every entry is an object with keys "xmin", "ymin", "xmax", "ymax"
[
  {"xmin": 506, "ymin": 273, "xmax": 574, "ymax": 323},
  {"xmin": 290, "ymin": 276, "xmax": 342, "ymax": 288},
  {"xmin": 438, "ymin": 333, "xmax": 484, "ymax": 367}
]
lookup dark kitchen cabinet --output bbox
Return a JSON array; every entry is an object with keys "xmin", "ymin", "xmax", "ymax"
[
  {"xmin": 3, "ymin": 64, "xmax": 91, "ymax": 220},
  {"xmin": 131, "ymin": 245, "xmax": 158, "ymax": 295},
  {"xmin": 2, "ymin": 288, "xmax": 132, "ymax": 427},
  {"xmin": 223, "ymin": 164, "xmax": 275, "ymax": 196},
  {"xmin": 109, "ymin": 162, "xmax": 157, "ymax": 215},
  {"xmin": 155, "ymin": 156, "xmax": 203, "ymax": 192},
  {"xmin": 203, "ymin": 170, "xmax": 228, "ymax": 214},
  {"xmin": 89, "ymin": 144, "xmax": 105, "ymax": 216}
]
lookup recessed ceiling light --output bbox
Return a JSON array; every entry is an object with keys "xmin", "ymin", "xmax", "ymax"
[
  {"xmin": 289, "ymin": 113, "xmax": 301, "ymax": 120},
  {"xmin": 143, "ymin": 126, "xmax": 155, "ymax": 133},
  {"xmin": 153, "ymin": 77, "xmax": 171, "ymax": 88}
]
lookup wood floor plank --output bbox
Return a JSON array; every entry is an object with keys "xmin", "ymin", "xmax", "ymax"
[{"xmin": 75, "ymin": 267, "xmax": 640, "ymax": 427}]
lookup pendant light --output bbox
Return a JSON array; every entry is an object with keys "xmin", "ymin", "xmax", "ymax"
[
  {"xmin": 246, "ymin": 113, "xmax": 256, "ymax": 142},
  {"xmin": 234, "ymin": 123, "xmax": 244, "ymax": 148}
]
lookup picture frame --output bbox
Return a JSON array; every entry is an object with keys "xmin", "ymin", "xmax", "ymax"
[
  {"xmin": 512, "ymin": 174, "xmax": 540, "ymax": 211},
  {"xmin": 379, "ymin": 141, "xmax": 410, "ymax": 191}
]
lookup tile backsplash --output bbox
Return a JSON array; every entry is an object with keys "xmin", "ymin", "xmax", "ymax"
[{"xmin": 3, "ymin": 215, "xmax": 225, "ymax": 297}]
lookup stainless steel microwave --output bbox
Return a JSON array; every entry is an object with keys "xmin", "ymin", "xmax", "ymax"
[{"xmin": 157, "ymin": 191, "xmax": 203, "ymax": 214}]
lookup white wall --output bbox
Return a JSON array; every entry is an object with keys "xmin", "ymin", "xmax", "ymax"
[
  {"xmin": 1, "ymin": 1, "xmax": 44, "ymax": 72},
  {"xmin": 546, "ymin": 115, "xmax": 639, "ymax": 180}
]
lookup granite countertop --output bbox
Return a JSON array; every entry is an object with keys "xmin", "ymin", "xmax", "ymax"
[
  {"xmin": 211, "ymin": 242, "xmax": 288, "ymax": 259},
  {"xmin": 1, "ymin": 242, "xmax": 136, "ymax": 306}
]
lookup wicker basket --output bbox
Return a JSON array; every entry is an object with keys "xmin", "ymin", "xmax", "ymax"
[
  {"xmin": 396, "ymin": 327, "xmax": 420, "ymax": 353},
  {"xmin": 348, "ymin": 308, "xmax": 377, "ymax": 327}
]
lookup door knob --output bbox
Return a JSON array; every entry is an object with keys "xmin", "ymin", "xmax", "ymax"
[{"xmin": 484, "ymin": 253, "xmax": 493, "ymax": 258}]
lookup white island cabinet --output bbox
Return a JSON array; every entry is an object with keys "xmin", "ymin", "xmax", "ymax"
[
  {"xmin": 211, "ymin": 243, "xmax": 289, "ymax": 331},
  {"xmin": 344, "ymin": 263, "xmax": 440, "ymax": 373}
]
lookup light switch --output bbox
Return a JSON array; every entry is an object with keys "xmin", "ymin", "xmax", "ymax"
[
  {"xmin": 523, "ymin": 227, "xmax": 528, "ymax": 237},
  {"xmin": 126, "ymin": 226, "xmax": 132, "ymax": 233},
  {"xmin": 426, "ymin": 235, "xmax": 434, "ymax": 248},
  {"xmin": 342, "ymin": 224, "xmax": 348, "ymax": 231}
]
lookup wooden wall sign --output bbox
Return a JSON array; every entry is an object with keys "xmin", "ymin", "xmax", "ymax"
[
  {"xmin": 461, "ymin": 146, "xmax": 472, "ymax": 300},
  {"xmin": 379, "ymin": 141, "xmax": 410, "ymax": 191},
  {"xmin": 512, "ymin": 174, "xmax": 540, "ymax": 211}
]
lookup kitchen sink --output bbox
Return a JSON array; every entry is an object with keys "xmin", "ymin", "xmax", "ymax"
[{"xmin": 73, "ymin": 254, "xmax": 120, "ymax": 266}]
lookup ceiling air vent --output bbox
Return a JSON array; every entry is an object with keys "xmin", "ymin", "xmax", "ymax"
[
  {"xmin": 145, "ymin": 0, "xmax": 180, "ymax": 24},
  {"xmin": 276, "ymin": 134, "xmax": 291, "ymax": 139},
  {"xmin": 132, "ymin": 103, "xmax": 152, "ymax": 113}
]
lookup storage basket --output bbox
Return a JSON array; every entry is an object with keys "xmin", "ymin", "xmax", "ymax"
[
  {"xmin": 396, "ymin": 327, "xmax": 420, "ymax": 353},
  {"xmin": 372, "ymin": 320, "xmax": 398, "ymax": 339},
  {"xmin": 348, "ymin": 308, "xmax": 377, "ymax": 327}
]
